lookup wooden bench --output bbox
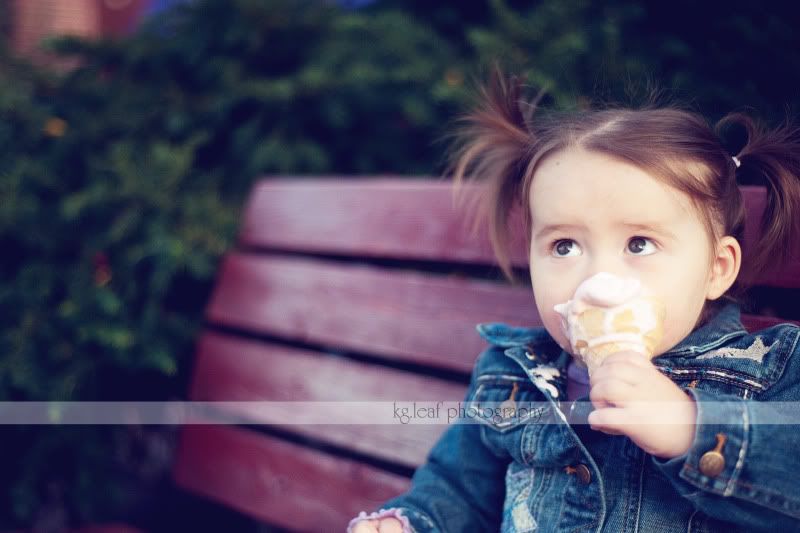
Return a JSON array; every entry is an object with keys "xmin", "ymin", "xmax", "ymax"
[{"xmin": 170, "ymin": 176, "xmax": 800, "ymax": 531}]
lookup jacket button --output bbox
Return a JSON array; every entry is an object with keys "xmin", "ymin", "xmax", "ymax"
[
  {"xmin": 575, "ymin": 463, "xmax": 591, "ymax": 484},
  {"xmin": 564, "ymin": 463, "xmax": 592, "ymax": 484},
  {"xmin": 699, "ymin": 433, "xmax": 727, "ymax": 477}
]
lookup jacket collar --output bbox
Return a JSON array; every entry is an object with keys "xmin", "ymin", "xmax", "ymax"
[
  {"xmin": 655, "ymin": 302, "xmax": 748, "ymax": 358},
  {"xmin": 476, "ymin": 303, "xmax": 746, "ymax": 357},
  {"xmin": 475, "ymin": 302, "xmax": 749, "ymax": 399}
]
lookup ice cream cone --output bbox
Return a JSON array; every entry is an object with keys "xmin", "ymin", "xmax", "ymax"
[{"xmin": 555, "ymin": 273, "xmax": 665, "ymax": 376}]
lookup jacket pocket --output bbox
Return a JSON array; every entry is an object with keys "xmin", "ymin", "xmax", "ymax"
[
  {"xmin": 670, "ymin": 372, "xmax": 762, "ymax": 399},
  {"xmin": 471, "ymin": 374, "xmax": 548, "ymax": 432}
]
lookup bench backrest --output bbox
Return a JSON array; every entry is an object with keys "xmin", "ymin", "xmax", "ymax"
[{"xmin": 172, "ymin": 177, "xmax": 800, "ymax": 531}]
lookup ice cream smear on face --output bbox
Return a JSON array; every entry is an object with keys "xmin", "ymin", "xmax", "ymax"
[{"xmin": 553, "ymin": 272, "xmax": 666, "ymax": 375}]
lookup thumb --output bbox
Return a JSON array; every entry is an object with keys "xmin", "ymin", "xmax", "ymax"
[{"xmin": 588, "ymin": 407, "xmax": 626, "ymax": 435}]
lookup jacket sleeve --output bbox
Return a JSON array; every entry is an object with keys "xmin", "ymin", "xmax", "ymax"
[
  {"xmin": 651, "ymin": 375, "xmax": 800, "ymax": 531},
  {"xmin": 356, "ymin": 347, "xmax": 512, "ymax": 532}
]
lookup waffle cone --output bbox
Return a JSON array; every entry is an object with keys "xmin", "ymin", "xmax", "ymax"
[
  {"xmin": 569, "ymin": 295, "xmax": 665, "ymax": 376},
  {"xmin": 581, "ymin": 341, "xmax": 652, "ymax": 375}
]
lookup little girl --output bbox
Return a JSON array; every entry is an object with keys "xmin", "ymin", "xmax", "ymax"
[{"xmin": 348, "ymin": 67, "xmax": 800, "ymax": 532}]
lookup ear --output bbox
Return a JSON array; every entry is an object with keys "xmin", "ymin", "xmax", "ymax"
[{"xmin": 705, "ymin": 236, "xmax": 742, "ymax": 300}]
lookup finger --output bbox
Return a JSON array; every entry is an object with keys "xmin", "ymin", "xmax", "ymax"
[
  {"xmin": 588, "ymin": 407, "xmax": 628, "ymax": 435},
  {"xmin": 590, "ymin": 360, "xmax": 646, "ymax": 387},
  {"xmin": 590, "ymin": 378, "xmax": 635, "ymax": 409},
  {"xmin": 590, "ymin": 397, "xmax": 612, "ymax": 409},
  {"xmin": 590, "ymin": 424, "xmax": 624, "ymax": 436},
  {"xmin": 598, "ymin": 350, "xmax": 653, "ymax": 369}
]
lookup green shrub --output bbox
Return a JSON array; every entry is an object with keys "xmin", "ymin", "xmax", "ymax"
[{"xmin": 0, "ymin": 0, "xmax": 466, "ymax": 525}]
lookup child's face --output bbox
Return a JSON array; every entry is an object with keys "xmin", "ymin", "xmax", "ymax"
[{"xmin": 528, "ymin": 147, "xmax": 717, "ymax": 357}]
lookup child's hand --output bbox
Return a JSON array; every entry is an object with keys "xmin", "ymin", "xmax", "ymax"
[
  {"xmin": 350, "ymin": 517, "xmax": 405, "ymax": 533},
  {"xmin": 587, "ymin": 351, "xmax": 698, "ymax": 459}
]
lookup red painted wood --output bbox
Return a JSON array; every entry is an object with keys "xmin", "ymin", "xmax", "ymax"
[
  {"xmin": 238, "ymin": 179, "xmax": 800, "ymax": 288},
  {"xmin": 173, "ymin": 425, "xmax": 412, "ymax": 531},
  {"xmin": 189, "ymin": 332, "xmax": 467, "ymax": 467},
  {"xmin": 739, "ymin": 186, "xmax": 800, "ymax": 288},
  {"xmin": 741, "ymin": 313, "xmax": 800, "ymax": 332},
  {"xmin": 205, "ymin": 253, "xmax": 540, "ymax": 373},
  {"xmin": 191, "ymin": 332, "xmax": 468, "ymax": 402},
  {"xmin": 238, "ymin": 176, "xmax": 527, "ymax": 265},
  {"xmin": 97, "ymin": 0, "xmax": 149, "ymax": 36}
]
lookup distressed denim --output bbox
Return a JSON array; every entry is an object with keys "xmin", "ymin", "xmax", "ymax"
[{"xmin": 366, "ymin": 303, "xmax": 800, "ymax": 532}]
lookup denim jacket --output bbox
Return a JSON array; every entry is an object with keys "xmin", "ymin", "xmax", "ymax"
[{"xmin": 373, "ymin": 303, "xmax": 800, "ymax": 532}]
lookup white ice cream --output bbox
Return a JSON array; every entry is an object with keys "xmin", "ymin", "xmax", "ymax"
[{"xmin": 553, "ymin": 272, "xmax": 664, "ymax": 367}]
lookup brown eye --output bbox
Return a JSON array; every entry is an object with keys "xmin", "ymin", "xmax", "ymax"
[
  {"xmin": 553, "ymin": 239, "xmax": 580, "ymax": 257},
  {"xmin": 628, "ymin": 237, "xmax": 656, "ymax": 255}
]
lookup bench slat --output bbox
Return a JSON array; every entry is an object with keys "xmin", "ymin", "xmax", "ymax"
[
  {"xmin": 239, "ymin": 179, "xmax": 800, "ymax": 288},
  {"xmin": 739, "ymin": 186, "xmax": 800, "ymax": 288},
  {"xmin": 189, "ymin": 332, "xmax": 466, "ymax": 466},
  {"xmin": 239, "ymin": 177, "xmax": 523, "ymax": 265},
  {"xmin": 740, "ymin": 314, "xmax": 800, "ymax": 331},
  {"xmin": 205, "ymin": 253, "xmax": 540, "ymax": 373},
  {"xmin": 173, "ymin": 425, "xmax": 412, "ymax": 531}
]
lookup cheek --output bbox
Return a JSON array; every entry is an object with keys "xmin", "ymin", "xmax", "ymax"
[
  {"xmin": 545, "ymin": 320, "xmax": 571, "ymax": 353},
  {"xmin": 533, "ymin": 294, "xmax": 571, "ymax": 351},
  {"xmin": 657, "ymin": 292, "xmax": 707, "ymax": 352},
  {"xmin": 530, "ymin": 267, "xmax": 575, "ymax": 348}
]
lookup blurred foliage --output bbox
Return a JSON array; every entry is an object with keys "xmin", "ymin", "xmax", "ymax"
[
  {"xmin": 0, "ymin": 0, "xmax": 465, "ymax": 527},
  {"xmin": 0, "ymin": 4, "xmax": 9, "ymax": 52},
  {"xmin": 373, "ymin": 0, "xmax": 800, "ymax": 123},
  {"xmin": 1, "ymin": 0, "xmax": 799, "ymax": 527}
]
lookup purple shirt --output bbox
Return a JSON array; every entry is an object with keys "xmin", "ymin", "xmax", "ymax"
[{"xmin": 566, "ymin": 358, "xmax": 591, "ymax": 400}]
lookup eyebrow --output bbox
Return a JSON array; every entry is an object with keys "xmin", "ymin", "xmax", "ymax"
[
  {"xmin": 533, "ymin": 224, "xmax": 583, "ymax": 241},
  {"xmin": 533, "ymin": 222, "xmax": 676, "ymax": 241}
]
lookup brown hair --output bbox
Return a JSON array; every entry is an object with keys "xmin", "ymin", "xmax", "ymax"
[{"xmin": 447, "ymin": 66, "xmax": 800, "ymax": 326}]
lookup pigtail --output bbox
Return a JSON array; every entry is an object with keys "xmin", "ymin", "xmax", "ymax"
[
  {"xmin": 445, "ymin": 64, "xmax": 544, "ymax": 283},
  {"xmin": 716, "ymin": 112, "xmax": 800, "ymax": 285}
]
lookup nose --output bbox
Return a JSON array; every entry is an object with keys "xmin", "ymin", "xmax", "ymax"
[{"xmin": 584, "ymin": 251, "xmax": 624, "ymax": 281}]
